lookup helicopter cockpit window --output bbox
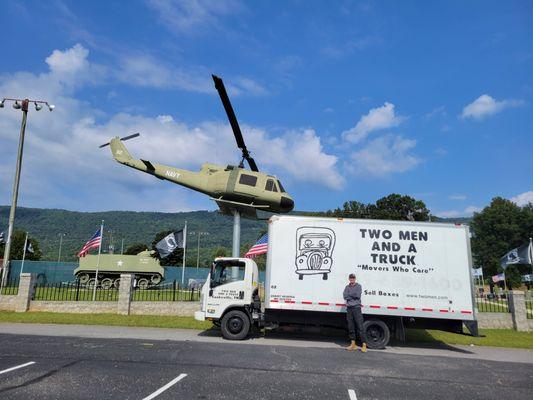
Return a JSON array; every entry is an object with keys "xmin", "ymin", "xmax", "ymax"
[
  {"xmin": 239, "ymin": 174, "xmax": 257, "ymax": 187},
  {"xmin": 265, "ymin": 179, "xmax": 278, "ymax": 192},
  {"xmin": 277, "ymin": 180, "xmax": 286, "ymax": 193}
]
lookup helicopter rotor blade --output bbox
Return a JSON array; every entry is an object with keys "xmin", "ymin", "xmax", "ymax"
[
  {"xmin": 212, "ymin": 74, "xmax": 259, "ymax": 172},
  {"xmin": 99, "ymin": 132, "xmax": 141, "ymax": 148},
  {"xmin": 246, "ymin": 156, "xmax": 259, "ymax": 172}
]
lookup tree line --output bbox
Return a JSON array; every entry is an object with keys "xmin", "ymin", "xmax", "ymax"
[{"xmin": 1, "ymin": 194, "xmax": 531, "ymax": 287}]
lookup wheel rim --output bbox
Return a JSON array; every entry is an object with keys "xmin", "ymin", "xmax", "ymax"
[
  {"xmin": 87, "ymin": 278, "xmax": 96, "ymax": 289},
  {"xmin": 227, "ymin": 316, "xmax": 244, "ymax": 334},
  {"xmin": 367, "ymin": 325, "xmax": 385, "ymax": 344},
  {"xmin": 113, "ymin": 279, "xmax": 120, "ymax": 288},
  {"xmin": 79, "ymin": 274, "xmax": 90, "ymax": 284}
]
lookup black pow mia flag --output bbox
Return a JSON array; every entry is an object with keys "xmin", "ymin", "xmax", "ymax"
[{"xmin": 155, "ymin": 230, "xmax": 184, "ymax": 258}]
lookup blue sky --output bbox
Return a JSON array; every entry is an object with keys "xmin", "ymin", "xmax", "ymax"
[{"xmin": 0, "ymin": 0, "xmax": 531, "ymax": 217}]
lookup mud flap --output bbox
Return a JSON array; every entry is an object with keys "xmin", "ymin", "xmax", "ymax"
[
  {"xmin": 394, "ymin": 317, "xmax": 406, "ymax": 342},
  {"xmin": 463, "ymin": 320, "xmax": 479, "ymax": 337}
]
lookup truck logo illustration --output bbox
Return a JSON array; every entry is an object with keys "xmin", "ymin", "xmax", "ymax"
[{"xmin": 295, "ymin": 227, "xmax": 336, "ymax": 280}]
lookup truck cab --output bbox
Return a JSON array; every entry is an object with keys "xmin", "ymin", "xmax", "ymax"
[{"xmin": 195, "ymin": 257, "xmax": 259, "ymax": 339}]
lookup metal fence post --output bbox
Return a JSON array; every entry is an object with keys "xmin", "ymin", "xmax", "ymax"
[
  {"xmin": 172, "ymin": 280, "xmax": 176, "ymax": 302},
  {"xmin": 75, "ymin": 280, "xmax": 80, "ymax": 302}
]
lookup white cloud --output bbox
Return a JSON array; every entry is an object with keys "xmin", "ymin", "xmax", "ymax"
[
  {"xmin": 449, "ymin": 194, "xmax": 467, "ymax": 201},
  {"xmin": 343, "ymin": 102, "xmax": 405, "ymax": 143},
  {"xmin": 510, "ymin": 191, "xmax": 533, "ymax": 207},
  {"xmin": 0, "ymin": 44, "xmax": 341, "ymax": 212},
  {"xmin": 348, "ymin": 135, "xmax": 420, "ymax": 177},
  {"xmin": 425, "ymin": 106, "xmax": 446, "ymax": 119},
  {"xmin": 118, "ymin": 54, "xmax": 267, "ymax": 96},
  {"xmin": 147, "ymin": 0, "xmax": 243, "ymax": 35},
  {"xmin": 437, "ymin": 206, "xmax": 481, "ymax": 218},
  {"xmin": 461, "ymin": 94, "xmax": 524, "ymax": 120}
]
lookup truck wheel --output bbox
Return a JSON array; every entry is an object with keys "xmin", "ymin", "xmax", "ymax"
[
  {"xmin": 113, "ymin": 278, "xmax": 121, "ymax": 289},
  {"xmin": 363, "ymin": 319, "xmax": 390, "ymax": 349},
  {"xmin": 221, "ymin": 310, "xmax": 250, "ymax": 340}
]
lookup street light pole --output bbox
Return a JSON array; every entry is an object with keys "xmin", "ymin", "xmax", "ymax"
[
  {"xmin": 189, "ymin": 231, "xmax": 209, "ymax": 269},
  {"xmin": 57, "ymin": 233, "xmax": 65, "ymax": 264},
  {"xmin": 0, "ymin": 97, "xmax": 54, "ymax": 288}
]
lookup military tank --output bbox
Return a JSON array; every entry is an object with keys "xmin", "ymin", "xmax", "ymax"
[{"xmin": 74, "ymin": 251, "xmax": 165, "ymax": 290}]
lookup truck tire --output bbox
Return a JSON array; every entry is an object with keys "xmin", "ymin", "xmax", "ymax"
[
  {"xmin": 364, "ymin": 319, "xmax": 390, "ymax": 349},
  {"xmin": 221, "ymin": 310, "xmax": 250, "ymax": 340}
]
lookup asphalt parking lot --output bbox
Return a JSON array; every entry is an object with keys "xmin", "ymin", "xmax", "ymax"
[{"xmin": 0, "ymin": 331, "xmax": 532, "ymax": 400}]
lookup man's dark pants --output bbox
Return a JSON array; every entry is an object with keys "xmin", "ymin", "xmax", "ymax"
[{"xmin": 346, "ymin": 306, "xmax": 366, "ymax": 344}]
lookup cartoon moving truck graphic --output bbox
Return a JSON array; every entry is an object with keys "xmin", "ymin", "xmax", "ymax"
[{"xmin": 295, "ymin": 227, "xmax": 336, "ymax": 280}]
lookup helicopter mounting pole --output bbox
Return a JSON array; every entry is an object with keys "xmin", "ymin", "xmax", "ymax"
[{"xmin": 231, "ymin": 211, "xmax": 241, "ymax": 278}]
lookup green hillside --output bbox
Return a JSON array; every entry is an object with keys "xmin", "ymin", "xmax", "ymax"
[
  {"xmin": 0, "ymin": 206, "xmax": 266, "ymax": 265},
  {"xmin": 0, "ymin": 202, "xmax": 472, "ymax": 267}
]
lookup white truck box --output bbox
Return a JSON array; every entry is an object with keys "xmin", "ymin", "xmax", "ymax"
[{"xmin": 265, "ymin": 215, "xmax": 475, "ymax": 321}]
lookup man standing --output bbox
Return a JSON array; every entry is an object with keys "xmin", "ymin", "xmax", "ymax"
[{"xmin": 343, "ymin": 273, "xmax": 367, "ymax": 352}]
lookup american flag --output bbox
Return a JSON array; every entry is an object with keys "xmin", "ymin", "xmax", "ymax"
[
  {"xmin": 492, "ymin": 273, "xmax": 505, "ymax": 283},
  {"xmin": 78, "ymin": 228, "xmax": 102, "ymax": 257},
  {"xmin": 245, "ymin": 233, "xmax": 268, "ymax": 258}
]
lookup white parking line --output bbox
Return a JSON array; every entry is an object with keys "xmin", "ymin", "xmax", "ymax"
[
  {"xmin": 348, "ymin": 389, "xmax": 357, "ymax": 400},
  {"xmin": 142, "ymin": 373, "xmax": 187, "ymax": 400},
  {"xmin": 0, "ymin": 361, "xmax": 36, "ymax": 375}
]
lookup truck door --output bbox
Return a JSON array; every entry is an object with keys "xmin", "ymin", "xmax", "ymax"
[{"xmin": 207, "ymin": 260, "xmax": 248, "ymax": 319}]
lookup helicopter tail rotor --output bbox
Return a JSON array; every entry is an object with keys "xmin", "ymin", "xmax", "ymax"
[
  {"xmin": 99, "ymin": 132, "xmax": 140, "ymax": 148},
  {"xmin": 212, "ymin": 75, "xmax": 259, "ymax": 172}
]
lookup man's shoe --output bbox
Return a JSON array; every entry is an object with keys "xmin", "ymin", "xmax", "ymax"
[
  {"xmin": 345, "ymin": 340, "xmax": 356, "ymax": 351},
  {"xmin": 361, "ymin": 343, "xmax": 367, "ymax": 353}
]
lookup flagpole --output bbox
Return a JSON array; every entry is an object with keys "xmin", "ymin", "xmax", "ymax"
[
  {"xmin": 181, "ymin": 221, "xmax": 187, "ymax": 285},
  {"xmin": 92, "ymin": 220, "xmax": 104, "ymax": 302},
  {"xmin": 19, "ymin": 232, "xmax": 28, "ymax": 277}
]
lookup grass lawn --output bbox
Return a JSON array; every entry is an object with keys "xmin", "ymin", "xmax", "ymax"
[
  {"xmin": 0, "ymin": 311, "xmax": 211, "ymax": 330},
  {"xmin": 0, "ymin": 311, "xmax": 532, "ymax": 349},
  {"xmin": 406, "ymin": 328, "xmax": 533, "ymax": 349}
]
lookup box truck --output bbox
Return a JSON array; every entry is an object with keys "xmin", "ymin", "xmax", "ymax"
[{"xmin": 195, "ymin": 215, "xmax": 478, "ymax": 348}]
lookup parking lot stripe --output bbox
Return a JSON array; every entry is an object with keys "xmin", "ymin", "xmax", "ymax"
[
  {"xmin": 142, "ymin": 373, "xmax": 187, "ymax": 400},
  {"xmin": 348, "ymin": 389, "xmax": 357, "ymax": 400},
  {"xmin": 0, "ymin": 361, "xmax": 36, "ymax": 375}
]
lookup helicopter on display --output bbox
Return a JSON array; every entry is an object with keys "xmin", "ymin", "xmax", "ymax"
[{"xmin": 100, "ymin": 75, "xmax": 294, "ymax": 219}]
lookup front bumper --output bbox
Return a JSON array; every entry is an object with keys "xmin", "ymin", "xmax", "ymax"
[{"xmin": 194, "ymin": 311, "xmax": 206, "ymax": 321}]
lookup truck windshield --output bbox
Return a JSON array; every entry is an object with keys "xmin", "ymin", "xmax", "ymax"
[{"xmin": 210, "ymin": 261, "xmax": 245, "ymax": 288}]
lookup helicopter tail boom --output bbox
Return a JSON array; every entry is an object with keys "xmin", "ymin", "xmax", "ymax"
[{"xmin": 107, "ymin": 137, "xmax": 210, "ymax": 192}]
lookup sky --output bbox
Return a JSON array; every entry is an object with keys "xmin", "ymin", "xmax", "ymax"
[{"xmin": 0, "ymin": 0, "xmax": 532, "ymax": 217}]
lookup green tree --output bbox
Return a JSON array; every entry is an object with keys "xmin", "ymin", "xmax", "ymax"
[
  {"xmin": 369, "ymin": 194, "xmax": 430, "ymax": 221},
  {"xmin": 151, "ymin": 230, "xmax": 184, "ymax": 267},
  {"xmin": 0, "ymin": 230, "xmax": 42, "ymax": 261},
  {"xmin": 327, "ymin": 194, "xmax": 430, "ymax": 221},
  {"xmin": 213, "ymin": 247, "xmax": 228, "ymax": 258},
  {"xmin": 124, "ymin": 242, "xmax": 148, "ymax": 255},
  {"xmin": 471, "ymin": 197, "xmax": 533, "ymax": 288}
]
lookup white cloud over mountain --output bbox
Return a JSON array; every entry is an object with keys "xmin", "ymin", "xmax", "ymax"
[{"xmin": 0, "ymin": 44, "xmax": 341, "ymax": 212}]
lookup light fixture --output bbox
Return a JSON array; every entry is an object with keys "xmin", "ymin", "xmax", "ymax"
[
  {"xmin": 35, "ymin": 103, "xmax": 43, "ymax": 111},
  {"xmin": 13, "ymin": 101, "xmax": 21, "ymax": 110},
  {"xmin": 47, "ymin": 103, "xmax": 55, "ymax": 112}
]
